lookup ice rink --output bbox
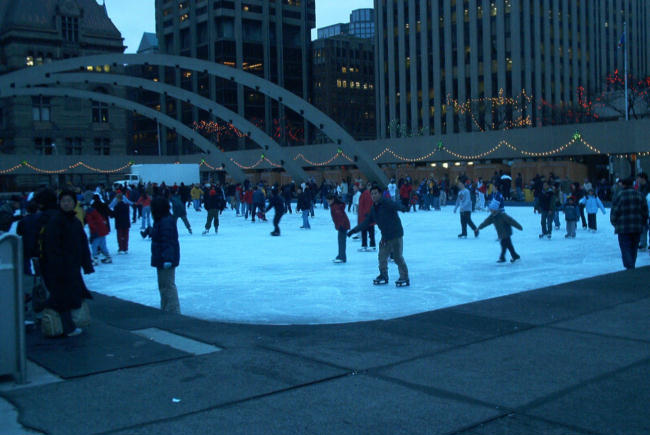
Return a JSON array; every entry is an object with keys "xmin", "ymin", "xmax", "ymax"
[{"xmin": 83, "ymin": 202, "xmax": 649, "ymax": 325}]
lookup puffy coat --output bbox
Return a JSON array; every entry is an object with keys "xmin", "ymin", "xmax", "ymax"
[
  {"xmin": 357, "ymin": 189, "xmax": 375, "ymax": 225},
  {"xmin": 41, "ymin": 209, "xmax": 94, "ymax": 311},
  {"xmin": 150, "ymin": 215, "xmax": 180, "ymax": 268},
  {"xmin": 86, "ymin": 208, "xmax": 110, "ymax": 237},
  {"xmin": 113, "ymin": 201, "xmax": 131, "ymax": 230},
  {"xmin": 329, "ymin": 200, "xmax": 350, "ymax": 231},
  {"xmin": 478, "ymin": 211, "xmax": 523, "ymax": 240},
  {"xmin": 351, "ymin": 198, "xmax": 407, "ymax": 241}
]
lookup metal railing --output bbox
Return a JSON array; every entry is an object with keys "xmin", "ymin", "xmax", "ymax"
[{"xmin": 0, "ymin": 233, "xmax": 26, "ymax": 384}]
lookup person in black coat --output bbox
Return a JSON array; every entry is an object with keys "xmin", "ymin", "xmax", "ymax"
[
  {"xmin": 266, "ymin": 187, "xmax": 285, "ymax": 236},
  {"xmin": 41, "ymin": 190, "xmax": 94, "ymax": 336},
  {"xmin": 151, "ymin": 196, "xmax": 181, "ymax": 313},
  {"xmin": 113, "ymin": 193, "xmax": 131, "ymax": 253}
]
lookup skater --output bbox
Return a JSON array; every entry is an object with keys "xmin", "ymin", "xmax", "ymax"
[
  {"xmin": 357, "ymin": 182, "xmax": 376, "ymax": 251},
  {"xmin": 347, "ymin": 185, "xmax": 410, "ymax": 287},
  {"xmin": 112, "ymin": 193, "xmax": 131, "ymax": 253},
  {"xmin": 579, "ymin": 189, "xmax": 606, "ymax": 232},
  {"xmin": 266, "ymin": 187, "xmax": 285, "ymax": 236},
  {"xmin": 251, "ymin": 186, "xmax": 266, "ymax": 222},
  {"xmin": 171, "ymin": 192, "xmax": 192, "ymax": 234},
  {"xmin": 296, "ymin": 186, "xmax": 311, "ymax": 229},
  {"xmin": 477, "ymin": 199, "xmax": 523, "ymax": 263},
  {"xmin": 190, "ymin": 184, "xmax": 203, "ymax": 211},
  {"xmin": 327, "ymin": 194, "xmax": 350, "ymax": 263},
  {"xmin": 563, "ymin": 196, "xmax": 579, "ymax": 238},
  {"xmin": 536, "ymin": 182, "xmax": 555, "ymax": 239},
  {"xmin": 150, "ymin": 196, "xmax": 181, "ymax": 313},
  {"xmin": 85, "ymin": 196, "xmax": 112, "ymax": 264},
  {"xmin": 203, "ymin": 187, "xmax": 224, "ymax": 234},
  {"xmin": 454, "ymin": 181, "xmax": 479, "ymax": 238},
  {"xmin": 137, "ymin": 192, "xmax": 152, "ymax": 235},
  {"xmin": 610, "ymin": 177, "xmax": 649, "ymax": 270}
]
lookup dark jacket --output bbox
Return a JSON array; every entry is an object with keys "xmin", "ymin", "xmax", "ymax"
[
  {"xmin": 350, "ymin": 198, "xmax": 407, "ymax": 241},
  {"xmin": 266, "ymin": 193, "xmax": 285, "ymax": 214},
  {"xmin": 151, "ymin": 215, "xmax": 180, "ymax": 268},
  {"xmin": 113, "ymin": 201, "xmax": 131, "ymax": 230},
  {"xmin": 296, "ymin": 191, "xmax": 311, "ymax": 211},
  {"xmin": 252, "ymin": 189, "xmax": 265, "ymax": 206},
  {"xmin": 170, "ymin": 195, "xmax": 187, "ymax": 217},
  {"xmin": 563, "ymin": 203, "xmax": 579, "ymax": 221},
  {"xmin": 41, "ymin": 209, "xmax": 94, "ymax": 312},
  {"xmin": 610, "ymin": 188, "xmax": 649, "ymax": 234},
  {"xmin": 537, "ymin": 190, "xmax": 555, "ymax": 212},
  {"xmin": 478, "ymin": 211, "xmax": 523, "ymax": 240},
  {"xmin": 16, "ymin": 212, "xmax": 43, "ymax": 275},
  {"xmin": 204, "ymin": 190, "xmax": 225, "ymax": 211},
  {"xmin": 329, "ymin": 200, "xmax": 350, "ymax": 231}
]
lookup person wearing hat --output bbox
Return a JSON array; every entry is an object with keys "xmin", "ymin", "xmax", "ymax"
[
  {"xmin": 477, "ymin": 199, "xmax": 523, "ymax": 263},
  {"xmin": 0, "ymin": 194, "xmax": 23, "ymax": 233}
]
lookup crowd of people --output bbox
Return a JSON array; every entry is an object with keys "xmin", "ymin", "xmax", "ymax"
[{"xmin": 0, "ymin": 171, "xmax": 648, "ymax": 338}]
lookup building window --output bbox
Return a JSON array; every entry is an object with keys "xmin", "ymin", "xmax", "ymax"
[
  {"xmin": 92, "ymin": 101, "xmax": 109, "ymax": 123},
  {"xmin": 94, "ymin": 138, "xmax": 111, "ymax": 155},
  {"xmin": 32, "ymin": 97, "xmax": 51, "ymax": 121},
  {"xmin": 34, "ymin": 137, "xmax": 55, "ymax": 155},
  {"xmin": 61, "ymin": 16, "xmax": 79, "ymax": 42},
  {"xmin": 26, "ymin": 55, "xmax": 34, "ymax": 67},
  {"xmin": 65, "ymin": 137, "xmax": 83, "ymax": 155}
]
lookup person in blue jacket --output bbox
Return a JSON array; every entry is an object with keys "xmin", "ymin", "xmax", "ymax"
[{"xmin": 151, "ymin": 196, "xmax": 181, "ymax": 314}]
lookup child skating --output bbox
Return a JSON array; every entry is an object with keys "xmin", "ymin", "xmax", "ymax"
[{"xmin": 477, "ymin": 199, "xmax": 523, "ymax": 263}]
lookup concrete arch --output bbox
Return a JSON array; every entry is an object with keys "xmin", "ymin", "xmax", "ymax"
[
  {"xmin": 15, "ymin": 72, "xmax": 308, "ymax": 181},
  {"xmin": 1, "ymin": 87, "xmax": 248, "ymax": 182},
  {"xmin": 0, "ymin": 54, "xmax": 388, "ymax": 186}
]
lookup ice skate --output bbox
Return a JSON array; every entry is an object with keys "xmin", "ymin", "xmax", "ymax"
[
  {"xmin": 373, "ymin": 275, "xmax": 389, "ymax": 285},
  {"xmin": 474, "ymin": 229, "xmax": 479, "ymax": 237},
  {"xmin": 510, "ymin": 255, "xmax": 521, "ymax": 263},
  {"xmin": 496, "ymin": 258, "xmax": 506, "ymax": 263},
  {"xmin": 332, "ymin": 257, "xmax": 346, "ymax": 263},
  {"xmin": 270, "ymin": 230, "xmax": 280, "ymax": 236},
  {"xmin": 458, "ymin": 234, "xmax": 467, "ymax": 239},
  {"xmin": 101, "ymin": 257, "xmax": 112, "ymax": 264},
  {"xmin": 395, "ymin": 277, "xmax": 410, "ymax": 287},
  {"xmin": 202, "ymin": 230, "xmax": 209, "ymax": 235}
]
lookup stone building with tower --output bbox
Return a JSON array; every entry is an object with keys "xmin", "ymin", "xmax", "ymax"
[{"xmin": 0, "ymin": 0, "xmax": 127, "ymax": 188}]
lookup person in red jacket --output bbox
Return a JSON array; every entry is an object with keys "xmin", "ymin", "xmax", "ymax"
[
  {"xmin": 327, "ymin": 194, "xmax": 351, "ymax": 263},
  {"xmin": 85, "ymin": 198, "xmax": 112, "ymax": 264},
  {"xmin": 399, "ymin": 182, "xmax": 412, "ymax": 210},
  {"xmin": 357, "ymin": 182, "xmax": 376, "ymax": 251}
]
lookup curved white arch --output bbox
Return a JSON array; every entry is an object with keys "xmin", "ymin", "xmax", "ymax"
[
  {"xmin": 2, "ymin": 87, "xmax": 249, "ymax": 181},
  {"xmin": 0, "ymin": 53, "xmax": 388, "ymax": 185},
  {"xmin": 16, "ymin": 72, "xmax": 308, "ymax": 181}
]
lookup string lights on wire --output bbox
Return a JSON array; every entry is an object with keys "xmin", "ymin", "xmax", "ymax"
[
  {"xmin": 294, "ymin": 149, "xmax": 354, "ymax": 166},
  {"xmin": 1, "ymin": 161, "xmax": 135, "ymax": 175}
]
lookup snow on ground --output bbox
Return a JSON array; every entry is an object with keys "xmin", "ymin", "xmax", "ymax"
[{"xmin": 84, "ymin": 203, "xmax": 649, "ymax": 325}]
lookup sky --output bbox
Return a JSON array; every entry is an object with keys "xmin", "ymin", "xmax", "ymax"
[
  {"xmin": 102, "ymin": 0, "xmax": 374, "ymax": 53},
  {"xmin": 71, "ymin": 203, "xmax": 647, "ymax": 325}
]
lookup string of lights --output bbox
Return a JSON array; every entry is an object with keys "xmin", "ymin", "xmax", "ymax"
[
  {"xmin": 373, "ymin": 147, "xmax": 439, "ymax": 162},
  {"xmin": 294, "ymin": 150, "xmax": 354, "ymax": 166}
]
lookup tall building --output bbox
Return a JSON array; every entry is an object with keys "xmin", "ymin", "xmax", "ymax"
[
  {"xmin": 155, "ymin": 0, "xmax": 315, "ymax": 154},
  {"xmin": 312, "ymin": 35, "xmax": 376, "ymax": 141},
  {"xmin": 375, "ymin": 1, "xmax": 650, "ymax": 139},
  {"xmin": 0, "ymin": 0, "xmax": 126, "ymax": 161},
  {"xmin": 317, "ymin": 8, "xmax": 375, "ymax": 40}
]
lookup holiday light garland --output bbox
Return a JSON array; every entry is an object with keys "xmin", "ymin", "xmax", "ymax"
[
  {"xmin": 294, "ymin": 148, "xmax": 354, "ymax": 166},
  {"xmin": 0, "ymin": 160, "xmax": 135, "ymax": 175}
]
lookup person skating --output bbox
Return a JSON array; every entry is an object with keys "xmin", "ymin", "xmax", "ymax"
[
  {"xmin": 347, "ymin": 186, "xmax": 410, "ymax": 286},
  {"xmin": 266, "ymin": 187, "xmax": 285, "ymax": 236},
  {"xmin": 202, "ymin": 187, "xmax": 225, "ymax": 234},
  {"xmin": 563, "ymin": 196, "xmax": 579, "ymax": 238},
  {"xmin": 171, "ymin": 192, "xmax": 192, "ymax": 234},
  {"xmin": 357, "ymin": 182, "xmax": 376, "ymax": 251},
  {"xmin": 536, "ymin": 182, "xmax": 555, "ymax": 239},
  {"xmin": 579, "ymin": 189, "xmax": 606, "ymax": 232},
  {"xmin": 296, "ymin": 186, "xmax": 311, "ymax": 229},
  {"xmin": 454, "ymin": 181, "xmax": 479, "ymax": 238},
  {"xmin": 112, "ymin": 193, "xmax": 131, "ymax": 253},
  {"xmin": 327, "ymin": 194, "xmax": 350, "ymax": 263},
  {"xmin": 477, "ymin": 199, "xmax": 523, "ymax": 263}
]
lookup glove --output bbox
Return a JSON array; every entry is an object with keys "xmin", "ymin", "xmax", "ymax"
[{"xmin": 163, "ymin": 262, "xmax": 172, "ymax": 270}]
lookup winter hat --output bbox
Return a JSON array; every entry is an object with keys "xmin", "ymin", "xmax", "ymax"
[
  {"xmin": 209, "ymin": 189, "xmax": 216, "ymax": 196},
  {"xmin": 488, "ymin": 199, "xmax": 500, "ymax": 211}
]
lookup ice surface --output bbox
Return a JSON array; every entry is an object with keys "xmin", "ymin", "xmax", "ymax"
[{"xmin": 83, "ymin": 204, "xmax": 648, "ymax": 325}]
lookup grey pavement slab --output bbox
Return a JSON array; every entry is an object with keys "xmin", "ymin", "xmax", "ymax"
[
  {"xmin": 452, "ymin": 267, "xmax": 650, "ymax": 325},
  {"xmin": 458, "ymin": 413, "xmax": 597, "ymax": 435},
  {"xmin": 526, "ymin": 360, "xmax": 650, "ymax": 435},
  {"xmin": 24, "ymin": 320, "xmax": 189, "ymax": 378},
  {"xmin": 377, "ymin": 308, "xmax": 533, "ymax": 345},
  {"xmin": 106, "ymin": 374, "xmax": 502, "ymax": 435},
  {"xmin": 378, "ymin": 327, "xmax": 650, "ymax": 409},
  {"xmin": 3, "ymin": 348, "xmax": 346, "ymax": 435},
  {"xmin": 551, "ymin": 298, "xmax": 650, "ymax": 342},
  {"xmin": 255, "ymin": 321, "xmax": 452, "ymax": 370}
]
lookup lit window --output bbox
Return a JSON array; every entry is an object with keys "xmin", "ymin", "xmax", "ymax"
[
  {"xmin": 342, "ymin": 67, "xmax": 347, "ymax": 73},
  {"xmin": 337, "ymin": 79, "xmax": 342, "ymax": 88},
  {"xmin": 32, "ymin": 97, "xmax": 51, "ymax": 122},
  {"xmin": 26, "ymin": 56, "xmax": 34, "ymax": 67},
  {"xmin": 92, "ymin": 101, "xmax": 109, "ymax": 123}
]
